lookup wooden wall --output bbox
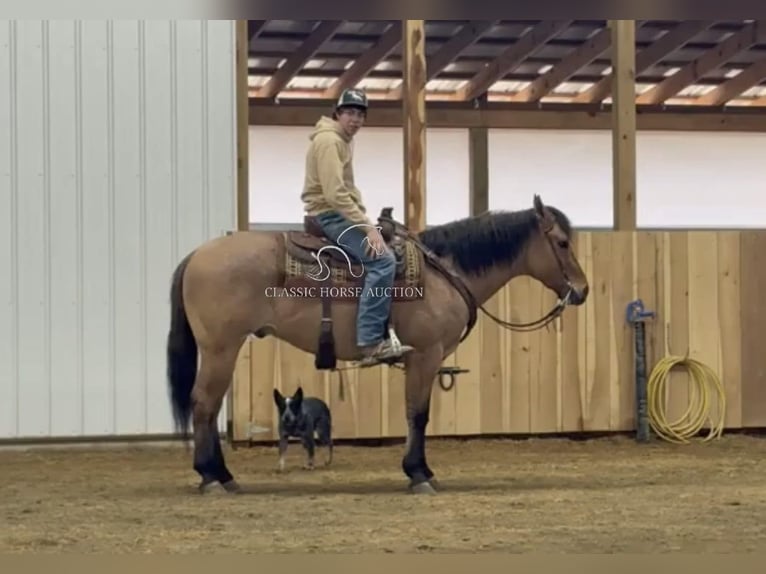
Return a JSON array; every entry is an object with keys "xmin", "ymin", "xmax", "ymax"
[{"xmin": 230, "ymin": 230, "xmax": 766, "ymax": 443}]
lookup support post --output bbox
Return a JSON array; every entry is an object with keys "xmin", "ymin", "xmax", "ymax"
[
  {"xmin": 235, "ymin": 20, "xmax": 250, "ymax": 233},
  {"xmin": 610, "ymin": 20, "xmax": 637, "ymax": 230},
  {"xmin": 230, "ymin": 20, "xmax": 251, "ymax": 443},
  {"xmin": 469, "ymin": 95, "xmax": 489, "ymax": 216},
  {"xmin": 401, "ymin": 19, "xmax": 427, "ymax": 232}
]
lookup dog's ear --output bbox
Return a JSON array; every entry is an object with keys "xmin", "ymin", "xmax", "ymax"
[
  {"xmin": 291, "ymin": 386, "xmax": 304, "ymax": 410},
  {"xmin": 273, "ymin": 388, "xmax": 286, "ymax": 412}
]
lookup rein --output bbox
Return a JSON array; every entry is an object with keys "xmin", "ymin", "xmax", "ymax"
[
  {"xmin": 378, "ymin": 213, "xmax": 573, "ymax": 338},
  {"xmin": 479, "ymin": 219, "xmax": 574, "ymax": 333}
]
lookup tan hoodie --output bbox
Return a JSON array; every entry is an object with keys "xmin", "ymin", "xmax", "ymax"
[{"xmin": 301, "ymin": 115, "xmax": 372, "ymax": 226}]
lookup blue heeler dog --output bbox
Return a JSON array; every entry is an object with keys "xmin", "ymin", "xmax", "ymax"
[{"xmin": 273, "ymin": 386, "xmax": 333, "ymax": 471}]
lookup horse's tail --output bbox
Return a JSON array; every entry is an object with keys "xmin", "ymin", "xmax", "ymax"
[{"xmin": 166, "ymin": 251, "xmax": 198, "ymax": 441}]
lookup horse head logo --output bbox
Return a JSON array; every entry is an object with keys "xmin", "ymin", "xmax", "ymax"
[{"xmin": 305, "ymin": 224, "xmax": 385, "ymax": 282}]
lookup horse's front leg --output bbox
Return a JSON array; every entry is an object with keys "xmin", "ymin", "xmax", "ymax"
[{"xmin": 401, "ymin": 344, "xmax": 442, "ymax": 495}]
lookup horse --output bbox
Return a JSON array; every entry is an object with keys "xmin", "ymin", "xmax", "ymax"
[{"xmin": 165, "ymin": 194, "xmax": 589, "ymax": 495}]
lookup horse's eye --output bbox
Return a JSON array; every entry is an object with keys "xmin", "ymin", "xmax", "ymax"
[{"xmin": 558, "ymin": 240, "xmax": 569, "ymax": 249}]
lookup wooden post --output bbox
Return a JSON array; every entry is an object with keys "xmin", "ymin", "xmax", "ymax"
[
  {"xmin": 469, "ymin": 96, "xmax": 489, "ymax": 216},
  {"xmin": 401, "ymin": 19, "xmax": 427, "ymax": 231},
  {"xmin": 235, "ymin": 20, "xmax": 250, "ymax": 233},
  {"xmin": 610, "ymin": 19, "xmax": 637, "ymax": 230},
  {"xmin": 231, "ymin": 20, "xmax": 251, "ymax": 443}
]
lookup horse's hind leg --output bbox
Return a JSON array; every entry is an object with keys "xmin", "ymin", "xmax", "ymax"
[{"xmin": 191, "ymin": 343, "xmax": 241, "ymax": 494}]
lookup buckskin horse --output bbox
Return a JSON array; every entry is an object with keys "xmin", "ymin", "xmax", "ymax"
[{"xmin": 166, "ymin": 194, "xmax": 589, "ymax": 495}]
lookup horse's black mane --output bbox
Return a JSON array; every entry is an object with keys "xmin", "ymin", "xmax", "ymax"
[{"xmin": 417, "ymin": 206, "xmax": 572, "ymax": 276}]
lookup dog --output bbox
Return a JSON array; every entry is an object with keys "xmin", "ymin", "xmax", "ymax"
[{"xmin": 273, "ymin": 386, "xmax": 333, "ymax": 471}]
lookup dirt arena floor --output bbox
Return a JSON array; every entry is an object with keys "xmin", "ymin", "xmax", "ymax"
[{"xmin": 2, "ymin": 433, "xmax": 766, "ymax": 553}]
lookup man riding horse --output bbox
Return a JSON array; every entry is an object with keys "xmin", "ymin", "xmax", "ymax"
[{"xmin": 300, "ymin": 88, "xmax": 415, "ymax": 366}]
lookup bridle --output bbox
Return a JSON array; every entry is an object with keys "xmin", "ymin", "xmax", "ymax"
[
  {"xmin": 478, "ymin": 213, "xmax": 575, "ymax": 333},
  {"xmin": 378, "ymin": 210, "xmax": 577, "ymax": 341}
]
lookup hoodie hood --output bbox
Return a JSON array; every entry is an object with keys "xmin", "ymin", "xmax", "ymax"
[{"xmin": 309, "ymin": 115, "xmax": 350, "ymax": 142}]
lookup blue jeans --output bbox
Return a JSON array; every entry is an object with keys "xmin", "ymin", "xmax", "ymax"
[{"xmin": 314, "ymin": 210, "xmax": 396, "ymax": 347}]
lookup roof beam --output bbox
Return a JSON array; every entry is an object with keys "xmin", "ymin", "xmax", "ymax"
[
  {"xmin": 255, "ymin": 20, "xmax": 343, "ymax": 99},
  {"xmin": 322, "ymin": 22, "xmax": 401, "ymax": 99},
  {"xmin": 508, "ymin": 26, "xmax": 611, "ymax": 102},
  {"xmin": 456, "ymin": 20, "xmax": 571, "ymax": 101},
  {"xmin": 636, "ymin": 20, "xmax": 766, "ymax": 105},
  {"xmin": 693, "ymin": 58, "xmax": 766, "ymax": 106},
  {"xmin": 248, "ymin": 20, "xmax": 268, "ymax": 41},
  {"xmin": 248, "ymin": 99, "xmax": 766, "ymax": 132},
  {"xmin": 573, "ymin": 20, "xmax": 712, "ymax": 104}
]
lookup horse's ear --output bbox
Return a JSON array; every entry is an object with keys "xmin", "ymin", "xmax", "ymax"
[
  {"xmin": 273, "ymin": 388, "xmax": 285, "ymax": 411},
  {"xmin": 533, "ymin": 194, "xmax": 555, "ymax": 231},
  {"xmin": 293, "ymin": 386, "xmax": 304, "ymax": 403}
]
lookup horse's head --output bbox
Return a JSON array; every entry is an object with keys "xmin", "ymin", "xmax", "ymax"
[{"xmin": 524, "ymin": 195, "xmax": 589, "ymax": 306}]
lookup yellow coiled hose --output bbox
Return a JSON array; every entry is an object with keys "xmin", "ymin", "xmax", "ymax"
[{"xmin": 646, "ymin": 355, "xmax": 726, "ymax": 444}]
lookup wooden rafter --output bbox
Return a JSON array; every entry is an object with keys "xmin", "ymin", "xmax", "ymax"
[
  {"xmin": 322, "ymin": 22, "xmax": 401, "ymax": 100},
  {"xmin": 693, "ymin": 58, "xmax": 766, "ymax": 106},
  {"xmin": 455, "ymin": 20, "xmax": 571, "ymax": 101},
  {"xmin": 389, "ymin": 20, "xmax": 498, "ymax": 99},
  {"xmin": 255, "ymin": 20, "xmax": 343, "ymax": 99},
  {"xmin": 636, "ymin": 20, "xmax": 766, "ymax": 105},
  {"xmin": 509, "ymin": 26, "xmax": 611, "ymax": 102},
  {"xmin": 248, "ymin": 20, "xmax": 267, "ymax": 41},
  {"xmin": 573, "ymin": 20, "xmax": 712, "ymax": 104}
]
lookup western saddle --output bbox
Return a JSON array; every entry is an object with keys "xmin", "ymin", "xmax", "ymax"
[{"xmin": 284, "ymin": 207, "xmax": 408, "ymax": 274}]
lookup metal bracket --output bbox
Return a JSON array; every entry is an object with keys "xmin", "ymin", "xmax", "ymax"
[
  {"xmin": 437, "ymin": 366, "xmax": 470, "ymax": 392},
  {"xmin": 625, "ymin": 298, "xmax": 656, "ymax": 324}
]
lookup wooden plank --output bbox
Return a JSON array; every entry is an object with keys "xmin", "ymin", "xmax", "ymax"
[
  {"xmin": 610, "ymin": 20, "xmax": 637, "ymax": 231},
  {"xmin": 231, "ymin": 340, "xmax": 252, "ymax": 442},
  {"xmin": 665, "ymin": 232, "xmax": 690, "ymax": 424},
  {"xmin": 481, "ymin": 291, "xmax": 504, "ymax": 433},
  {"xmin": 247, "ymin": 336, "xmax": 276, "ymax": 441},
  {"xmin": 717, "ymin": 231, "xmax": 742, "ymax": 428},
  {"xmin": 530, "ymin": 282, "xmax": 560, "ymax": 432},
  {"xmin": 401, "ymin": 19, "xmax": 427, "ymax": 232},
  {"xmin": 739, "ymin": 231, "xmax": 766, "ymax": 427},
  {"xmin": 586, "ymin": 233, "xmax": 613, "ymax": 430},
  {"xmin": 686, "ymin": 232, "xmax": 721, "ymax": 430},
  {"xmin": 610, "ymin": 231, "xmax": 636, "ymax": 430},
  {"xmin": 506, "ymin": 281, "xmax": 531, "ymax": 433}
]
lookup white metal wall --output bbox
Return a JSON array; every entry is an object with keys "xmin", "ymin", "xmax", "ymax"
[{"xmin": 0, "ymin": 20, "xmax": 237, "ymax": 440}]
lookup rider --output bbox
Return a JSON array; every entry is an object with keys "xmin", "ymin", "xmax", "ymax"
[{"xmin": 301, "ymin": 88, "xmax": 414, "ymax": 366}]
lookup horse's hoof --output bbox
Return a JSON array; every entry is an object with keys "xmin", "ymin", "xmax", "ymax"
[
  {"xmin": 428, "ymin": 478, "xmax": 440, "ymax": 491},
  {"xmin": 198, "ymin": 480, "xmax": 227, "ymax": 495},
  {"xmin": 409, "ymin": 481, "xmax": 437, "ymax": 496},
  {"xmin": 221, "ymin": 479, "xmax": 242, "ymax": 494}
]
